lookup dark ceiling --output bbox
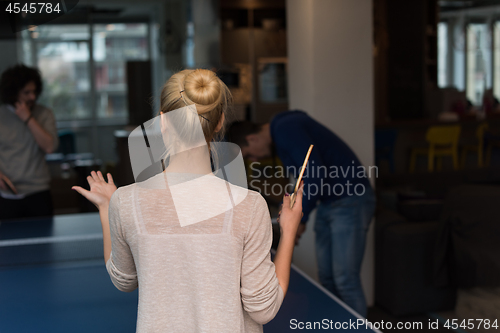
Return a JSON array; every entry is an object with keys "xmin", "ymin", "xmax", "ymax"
[{"xmin": 439, "ymin": 0, "xmax": 500, "ymax": 12}]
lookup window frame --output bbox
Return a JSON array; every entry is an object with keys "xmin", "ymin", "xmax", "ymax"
[
  {"xmin": 23, "ymin": 20, "xmax": 151, "ymax": 128},
  {"xmin": 465, "ymin": 19, "xmax": 491, "ymax": 106}
]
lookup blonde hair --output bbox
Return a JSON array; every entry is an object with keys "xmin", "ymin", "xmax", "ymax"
[
  {"xmin": 159, "ymin": 69, "xmax": 232, "ymax": 144},
  {"xmin": 158, "ymin": 69, "xmax": 232, "ymax": 170}
]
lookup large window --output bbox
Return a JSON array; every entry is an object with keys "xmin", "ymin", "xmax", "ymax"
[
  {"xmin": 466, "ymin": 23, "xmax": 491, "ymax": 106},
  {"xmin": 438, "ymin": 22, "xmax": 449, "ymax": 88},
  {"xmin": 23, "ymin": 25, "xmax": 91, "ymax": 121},
  {"xmin": 22, "ymin": 23, "xmax": 149, "ymax": 123},
  {"xmin": 452, "ymin": 22, "xmax": 465, "ymax": 91},
  {"xmin": 435, "ymin": 10, "xmax": 500, "ymax": 111},
  {"xmin": 93, "ymin": 24, "xmax": 149, "ymax": 119},
  {"xmin": 495, "ymin": 22, "xmax": 500, "ymax": 100}
]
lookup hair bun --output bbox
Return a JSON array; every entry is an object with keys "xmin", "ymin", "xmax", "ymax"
[{"xmin": 184, "ymin": 69, "xmax": 221, "ymax": 106}]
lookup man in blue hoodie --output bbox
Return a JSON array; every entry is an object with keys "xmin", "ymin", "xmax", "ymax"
[{"xmin": 227, "ymin": 110, "xmax": 375, "ymax": 317}]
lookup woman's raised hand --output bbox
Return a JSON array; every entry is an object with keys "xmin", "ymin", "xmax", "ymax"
[{"xmin": 72, "ymin": 171, "xmax": 117, "ymax": 210}]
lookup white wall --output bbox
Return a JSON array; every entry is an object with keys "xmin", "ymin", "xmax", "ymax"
[{"xmin": 287, "ymin": 0, "xmax": 375, "ymax": 307}]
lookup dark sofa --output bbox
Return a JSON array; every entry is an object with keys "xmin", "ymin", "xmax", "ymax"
[
  {"xmin": 375, "ymin": 205, "xmax": 456, "ymax": 316},
  {"xmin": 375, "ymin": 184, "xmax": 500, "ymax": 316}
]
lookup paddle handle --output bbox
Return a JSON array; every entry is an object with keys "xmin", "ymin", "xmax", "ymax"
[{"xmin": 289, "ymin": 145, "xmax": 313, "ymax": 208}]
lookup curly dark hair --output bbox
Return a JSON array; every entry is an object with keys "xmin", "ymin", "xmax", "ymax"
[{"xmin": 0, "ymin": 64, "xmax": 43, "ymax": 105}]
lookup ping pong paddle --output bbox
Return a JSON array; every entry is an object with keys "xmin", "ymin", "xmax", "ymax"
[{"xmin": 290, "ymin": 145, "xmax": 313, "ymax": 208}]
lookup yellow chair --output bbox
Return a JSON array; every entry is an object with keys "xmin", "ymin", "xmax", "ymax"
[
  {"xmin": 461, "ymin": 123, "xmax": 488, "ymax": 168},
  {"xmin": 410, "ymin": 125, "xmax": 461, "ymax": 173}
]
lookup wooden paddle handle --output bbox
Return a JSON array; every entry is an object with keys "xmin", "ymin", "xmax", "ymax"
[
  {"xmin": 290, "ymin": 193, "xmax": 297, "ymax": 209},
  {"xmin": 289, "ymin": 145, "xmax": 313, "ymax": 208}
]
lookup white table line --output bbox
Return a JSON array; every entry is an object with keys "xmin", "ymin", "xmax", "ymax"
[{"xmin": 0, "ymin": 234, "xmax": 103, "ymax": 247}]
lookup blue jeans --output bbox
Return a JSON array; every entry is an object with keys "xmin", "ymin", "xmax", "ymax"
[{"xmin": 313, "ymin": 186, "xmax": 376, "ymax": 318}]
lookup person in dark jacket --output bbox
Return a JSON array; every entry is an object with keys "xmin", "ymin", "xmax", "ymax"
[{"xmin": 227, "ymin": 110, "xmax": 376, "ymax": 317}]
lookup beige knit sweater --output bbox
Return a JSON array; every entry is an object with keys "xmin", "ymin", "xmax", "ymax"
[{"xmin": 105, "ymin": 171, "xmax": 284, "ymax": 332}]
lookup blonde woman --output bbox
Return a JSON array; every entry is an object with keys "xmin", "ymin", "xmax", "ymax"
[{"xmin": 73, "ymin": 69, "xmax": 304, "ymax": 332}]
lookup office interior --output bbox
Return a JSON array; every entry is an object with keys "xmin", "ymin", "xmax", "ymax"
[{"xmin": 1, "ymin": 0, "xmax": 499, "ymax": 331}]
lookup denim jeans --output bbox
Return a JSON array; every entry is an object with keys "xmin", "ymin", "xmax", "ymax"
[{"xmin": 313, "ymin": 185, "xmax": 376, "ymax": 318}]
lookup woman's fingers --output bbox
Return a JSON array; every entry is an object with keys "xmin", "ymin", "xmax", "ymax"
[
  {"xmin": 90, "ymin": 170, "xmax": 114, "ymax": 185},
  {"xmin": 282, "ymin": 192, "xmax": 290, "ymax": 209},
  {"xmin": 90, "ymin": 170, "xmax": 99, "ymax": 182},
  {"xmin": 72, "ymin": 185, "xmax": 102, "ymax": 209},
  {"xmin": 107, "ymin": 173, "xmax": 114, "ymax": 185},
  {"xmin": 72, "ymin": 186, "xmax": 89, "ymax": 198},
  {"xmin": 96, "ymin": 170, "xmax": 105, "ymax": 182}
]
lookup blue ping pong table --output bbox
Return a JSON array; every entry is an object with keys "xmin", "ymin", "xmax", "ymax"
[{"xmin": 0, "ymin": 213, "xmax": 379, "ymax": 333}]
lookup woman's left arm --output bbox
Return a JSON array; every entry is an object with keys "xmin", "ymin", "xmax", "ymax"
[
  {"xmin": 99, "ymin": 202, "xmax": 112, "ymax": 263},
  {"xmin": 72, "ymin": 170, "xmax": 117, "ymax": 263}
]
